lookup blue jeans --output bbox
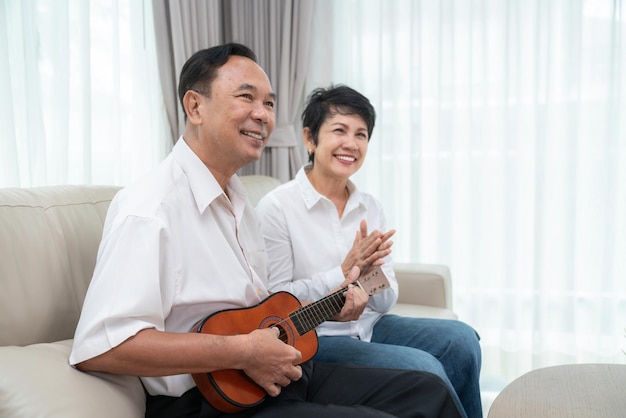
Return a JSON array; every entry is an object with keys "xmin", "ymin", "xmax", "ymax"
[{"xmin": 314, "ymin": 315, "xmax": 482, "ymax": 418}]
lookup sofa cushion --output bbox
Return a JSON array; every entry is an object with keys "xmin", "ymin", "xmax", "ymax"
[{"xmin": 0, "ymin": 339, "xmax": 145, "ymax": 418}]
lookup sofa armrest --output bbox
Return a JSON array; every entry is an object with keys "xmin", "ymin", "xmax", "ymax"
[
  {"xmin": 393, "ymin": 262, "xmax": 453, "ymax": 310},
  {"xmin": 0, "ymin": 340, "xmax": 145, "ymax": 418}
]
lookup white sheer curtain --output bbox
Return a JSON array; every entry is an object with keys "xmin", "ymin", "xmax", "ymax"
[
  {"xmin": 310, "ymin": 0, "xmax": 626, "ymax": 389},
  {"xmin": 1, "ymin": 0, "xmax": 169, "ymax": 187}
]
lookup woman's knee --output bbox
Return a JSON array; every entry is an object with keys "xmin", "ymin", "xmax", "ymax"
[
  {"xmin": 383, "ymin": 346, "xmax": 448, "ymax": 377},
  {"xmin": 448, "ymin": 322, "xmax": 481, "ymax": 357}
]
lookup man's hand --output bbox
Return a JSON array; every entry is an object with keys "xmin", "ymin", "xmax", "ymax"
[
  {"xmin": 341, "ymin": 219, "xmax": 395, "ymax": 277},
  {"xmin": 241, "ymin": 327, "xmax": 303, "ymax": 397}
]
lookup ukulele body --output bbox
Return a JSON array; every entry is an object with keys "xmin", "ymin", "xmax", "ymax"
[
  {"xmin": 191, "ymin": 266, "xmax": 388, "ymax": 413},
  {"xmin": 192, "ymin": 291, "xmax": 318, "ymax": 413}
]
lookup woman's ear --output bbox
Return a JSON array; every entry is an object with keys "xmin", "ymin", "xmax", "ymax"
[{"xmin": 302, "ymin": 127, "xmax": 315, "ymax": 153}]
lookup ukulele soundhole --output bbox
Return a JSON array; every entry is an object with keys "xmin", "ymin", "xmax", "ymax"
[{"xmin": 259, "ymin": 316, "xmax": 295, "ymax": 345}]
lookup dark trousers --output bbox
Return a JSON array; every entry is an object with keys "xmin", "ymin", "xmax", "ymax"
[{"xmin": 146, "ymin": 361, "xmax": 464, "ymax": 418}]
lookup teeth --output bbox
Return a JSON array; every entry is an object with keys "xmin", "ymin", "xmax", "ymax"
[
  {"xmin": 242, "ymin": 130, "xmax": 263, "ymax": 140},
  {"xmin": 336, "ymin": 155, "xmax": 356, "ymax": 162}
]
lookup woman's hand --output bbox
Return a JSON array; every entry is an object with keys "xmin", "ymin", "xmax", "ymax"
[{"xmin": 341, "ymin": 219, "xmax": 395, "ymax": 277}]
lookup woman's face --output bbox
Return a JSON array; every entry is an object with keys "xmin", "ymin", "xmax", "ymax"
[{"xmin": 307, "ymin": 111, "xmax": 369, "ymax": 180}]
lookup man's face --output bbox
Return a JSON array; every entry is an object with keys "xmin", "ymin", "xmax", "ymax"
[{"xmin": 197, "ymin": 55, "xmax": 276, "ymax": 169}]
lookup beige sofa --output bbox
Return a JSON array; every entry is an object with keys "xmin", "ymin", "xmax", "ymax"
[{"xmin": 0, "ymin": 175, "xmax": 457, "ymax": 418}]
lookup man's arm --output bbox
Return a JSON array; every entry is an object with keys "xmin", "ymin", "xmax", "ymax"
[{"xmin": 76, "ymin": 327, "xmax": 303, "ymax": 397}]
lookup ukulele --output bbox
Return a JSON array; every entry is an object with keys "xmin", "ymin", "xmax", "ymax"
[{"xmin": 191, "ymin": 266, "xmax": 390, "ymax": 413}]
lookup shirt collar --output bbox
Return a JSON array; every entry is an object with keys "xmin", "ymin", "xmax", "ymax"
[
  {"xmin": 296, "ymin": 164, "xmax": 363, "ymax": 213},
  {"xmin": 172, "ymin": 138, "xmax": 247, "ymax": 216}
]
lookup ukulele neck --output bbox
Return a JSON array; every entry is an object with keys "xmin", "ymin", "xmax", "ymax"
[{"xmin": 289, "ymin": 287, "xmax": 348, "ymax": 336}]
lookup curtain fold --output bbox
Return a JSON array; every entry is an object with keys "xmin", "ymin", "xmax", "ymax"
[
  {"xmin": 152, "ymin": 0, "xmax": 313, "ymax": 182},
  {"xmin": 309, "ymin": 0, "xmax": 626, "ymax": 389},
  {"xmin": 227, "ymin": 0, "xmax": 313, "ymax": 181},
  {"xmin": 152, "ymin": 0, "xmax": 224, "ymax": 142}
]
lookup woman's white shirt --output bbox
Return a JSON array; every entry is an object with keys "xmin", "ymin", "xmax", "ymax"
[{"xmin": 256, "ymin": 165, "xmax": 398, "ymax": 342}]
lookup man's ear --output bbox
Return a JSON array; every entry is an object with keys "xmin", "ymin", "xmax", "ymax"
[{"xmin": 183, "ymin": 90, "xmax": 203, "ymax": 124}]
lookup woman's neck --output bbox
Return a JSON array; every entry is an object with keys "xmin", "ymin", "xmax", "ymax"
[{"xmin": 307, "ymin": 169, "xmax": 350, "ymax": 217}]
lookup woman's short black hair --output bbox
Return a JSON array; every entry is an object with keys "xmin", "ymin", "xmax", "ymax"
[{"xmin": 301, "ymin": 85, "xmax": 376, "ymax": 164}]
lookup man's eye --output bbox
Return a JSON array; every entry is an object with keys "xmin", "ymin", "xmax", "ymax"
[
  {"xmin": 239, "ymin": 93, "xmax": 253, "ymax": 100},
  {"xmin": 265, "ymin": 101, "xmax": 275, "ymax": 109}
]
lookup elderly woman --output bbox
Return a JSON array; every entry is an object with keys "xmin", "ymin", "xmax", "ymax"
[{"xmin": 256, "ymin": 85, "xmax": 483, "ymax": 418}]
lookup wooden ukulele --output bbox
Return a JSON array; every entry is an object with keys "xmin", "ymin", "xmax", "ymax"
[{"xmin": 191, "ymin": 266, "xmax": 390, "ymax": 413}]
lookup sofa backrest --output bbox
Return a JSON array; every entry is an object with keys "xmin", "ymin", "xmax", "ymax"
[
  {"xmin": 0, "ymin": 185, "xmax": 122, "ymax": 346},
  {"xmin": 0, "ymin": 176, "xmax": 281, "ymax": 347},
  {"xmin": 238, "ymin": 174, "xmax": 281, "ymax": 206}
]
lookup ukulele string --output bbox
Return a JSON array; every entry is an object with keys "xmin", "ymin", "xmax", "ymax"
[
  {"xmin": 269, "ymin": 285, "xmax": 351, "ymax": 339},
  {"xmin": 269, "ymin": 274, "xmax": 374, "ymax": 339},
  {"xmin": 292, "ymin": 286, "xmax": 350, "ymax": 333}
]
